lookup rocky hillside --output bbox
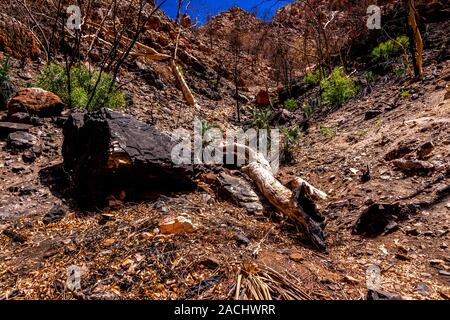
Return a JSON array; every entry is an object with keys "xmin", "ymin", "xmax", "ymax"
[{"xmin": 0, "ymin": 0, "xmax": 449, "ymax": 300}]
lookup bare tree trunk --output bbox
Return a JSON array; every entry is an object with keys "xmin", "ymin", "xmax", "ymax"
[
  {"xmin": 219, "ymin": 143, "xmax": 327, "ymax": 251},
  {"xmin": 170, "ymin": 59, "xmax": 198, "ymax": 108},
  {"xmin": 243, "ymin": 161, "xmax": 327, "ymax": 251},
  {"xmin": 406, "ymin": 0, "xmax": 424, "ymax": 79}
]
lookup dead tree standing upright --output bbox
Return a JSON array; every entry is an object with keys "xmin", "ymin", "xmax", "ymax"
[{"xmin": 405, "ymin": 0, "xmax": 424, "ymax": 79}]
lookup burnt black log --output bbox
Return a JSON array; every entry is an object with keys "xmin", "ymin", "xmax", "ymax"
[{"xmin": 62, "ymin": 108, "xmax": 195, "ymax": 207}]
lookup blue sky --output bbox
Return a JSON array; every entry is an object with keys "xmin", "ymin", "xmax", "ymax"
[{"xmin": 158, "ymin": 0, "xmax": 291, "ymax": 24}]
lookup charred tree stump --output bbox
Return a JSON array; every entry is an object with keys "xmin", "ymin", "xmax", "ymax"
[{"xmin": 62, "ymin": 108, "xmax": 195, "ymax": 207}]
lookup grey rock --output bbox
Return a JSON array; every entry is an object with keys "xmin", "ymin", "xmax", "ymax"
[
  {"xmin": 415, "ymin": 283, "xmax": 431, "ymax": 294},
  {"xmin": 6, "ymin": 131, "xmax": 36, "ymax": 150},
  {"xmin": 417, "ymin": 141, "xmax": 434, "ymax": 159},
  {"xmin": 367, "ymin": 289, "xmax": 403, "ymax": 300},
  {"xmin": 43, "ymin": 205, "xmax": 66, "ymax": 225},
  {"xmin": 218, "ymin": 172, "xmax": 264, "ymax": 215},
  {"xmin": 365, "ymin": 109, "xmax": 382, "ymax": 120},
  {"xmin": 0, "ymin": 122, "xmax": 32, "ymax": 137},
  {"xmin": 8, "ymin": 112, "xmax": 31, "ymax": 124}
]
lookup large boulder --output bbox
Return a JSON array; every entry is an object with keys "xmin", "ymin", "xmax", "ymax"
[
  {"xmin": 7, "ymin": 88, "xmax": 65, "ymax": 117},
  {"xmin": 62, "ymin": 108, "xmax": 195, "ymax": 206}
]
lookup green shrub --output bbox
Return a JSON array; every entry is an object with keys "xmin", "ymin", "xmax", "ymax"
[
  {"xmin": 284, "ymin": 98, "xmax": 298, "ymax": 112},
  {"xmin": 304, "ymin": 68, "xmax": 324, "ymax": 86},
  {"xmin": 283, "ymin": 127, "xmax": 301, "ymax": 147},
  {"xmin": 363, "ymin": 71, "xmax": 379, "ymax": 85},
  {"xmin": 303, "ymin": 102, "xmax": 314, "ymax": 120},
  {"xmin": 251, "ymin": 108, "xmax": 272, "ymax": 129},
  {"xmin": 399, "ymin": 88, "xmax": 411, "ymax": 98},
  {"xmin": 0, "ymin": 56, "xmax": 14, "ymax": 108},
  {"xmin": 321, "ymin": 67, "xmax": 357, "ymax": 106},
  {"xmin": 320, "ymin": 125, "xmax": 337, "ymax": 137},
  {"xmin": 34, "ymin": 63, "xmax": 126, "ymax": 111},
  {"xmin": 356, "ymin": 129, "xmax": 368, "ymax": 137},
  {"xmin": 371, "ymin": 36, "xmax": 410, "ymax": 62},
  {"xmin": 394, "ymin": 67, "xmax": 406, "ymax": 77},
  {"xmin": 281, "ymin": 126, "xmax": 301, "ymax": 164}
]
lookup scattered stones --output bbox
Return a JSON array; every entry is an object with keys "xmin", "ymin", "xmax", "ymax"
[
  {"xmin": 102, "ymin": 238, "xmax": 116, "ymax": 247},
  {"xmin": 31, "ymin": 145, "xmax": 42, "ymax": 157},
  {"xmin": 9, "ymin": 185, "xmax": 37, "ymax": 196},
  {"xmin": 99, "ymin": 213, "xmax": 115, "ymax": 225},
  {"xmin": 423, "ymin": 230, "xmax": 436, "ymax": 237},
  {"xmin": 392, "ymin": 159, "xmax": 435, "ymax": 174},
  {"xmin": 7, "ymin": 88, "xmax": 65, "ymax": 117},
  {"xmin": 2, "ymin": 229, "xmax": 27, "ymax": 244},
  {"xmin": 430, "ymin": 259, "xmax": 448, "ymax": 268},
  {"xmin": 415, "ymin": 283, "xmax": 431, "ymax": 294},
  {"xmin": 360, "ymin": 166, "xmax": 371, "ymax": 183},
  {"xmin": 269, "ymin": 108, "xmax": 293, "ymax": 126},
  {"xmin": 18, "ymin": 71, "xmax": 32, "ymax": 80},
  {"xmin": 384, "ymin": 144, "xmax": 414, "ymax": 161},
  {"xmin": 234, "ymin": 233, "xmax": 250, "ymax": 245},
  {"xmin": 438, "ymin": 270, "xmax": 450, "ymax": 277},
  {"xmin": 416, "ymin": 141, "xmax": 434, "ymax": 159},
  {"xmin": 22, "ymin": 149, "xmax": 37, "ymax": 163},
  {"xmin": 364, "ymin": 109, "xmax": 382, "ymax": 120},
  {"xmin": 353, "ymin": 203, "xmax": 419, "ymax": 237},
  {"xmin": 405, "ymin": 228, "xmax": 420, "ymax": 236},
  {"xmin": 10, "ymin": 164, "xmax": 26, "ymax": 173},
  {"xmin": 0, "ymin": 122, "xmax": 32, "ymax": 137},
  {"xmin": 6, "ymin": 131, "xmax": 36, "ymax": 150},
  {"xmin": 43, "ymin": 205, "xmax": 66, "ymax": 225},
  {"xmin": 289, "ymin": 252, "xmax": 304, "ymax": 263},
  {"xmin": 218, "ymin": 172, "xmax": 264, "ymax": 215},
  {"xmin": 159, "ymin": 216, "xmax": 195, "ymax": 235},
  {"xmin": 395, "ymin": 253, "xmax": 410, "ymax": 261},
  {"xmin": 8, "ymin": 112, "xmax": 31, "ymax": 124},
  {"xmin": 367, "ymin": 289, "xmax": 403, "ymax": 300}
]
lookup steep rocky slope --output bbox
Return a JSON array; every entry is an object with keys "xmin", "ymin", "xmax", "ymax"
[{"xmin": 0, "ymin": 0, "xmax": 449, "ymax": 300}]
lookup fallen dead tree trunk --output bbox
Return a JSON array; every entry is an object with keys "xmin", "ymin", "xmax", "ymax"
[
  {"xmin": 243, "ymin": 162, "xmax": 327, "ymax": 252},
  {"xmin": 169, "ymin": 59, "xmax": 199, "ymax": 108},
  {"xmin": 62, "ymin": 108, "xmax": 195, "ymax": 207},
  {"xmin": 220, "ymin": 143, "xmax": 327, "ymax": 251}
]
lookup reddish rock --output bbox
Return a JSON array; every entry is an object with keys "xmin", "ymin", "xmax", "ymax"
[
  {"xmin": 7, "ymin": 88, "xmax": 65, "ymax": 117},
  {"xmin": 255, "ymin": 89, "xmax": 271, "ymax": 107},
  {"xmin": 159, "ymin": 216, "xmax": 195, "ymax": 235}
]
